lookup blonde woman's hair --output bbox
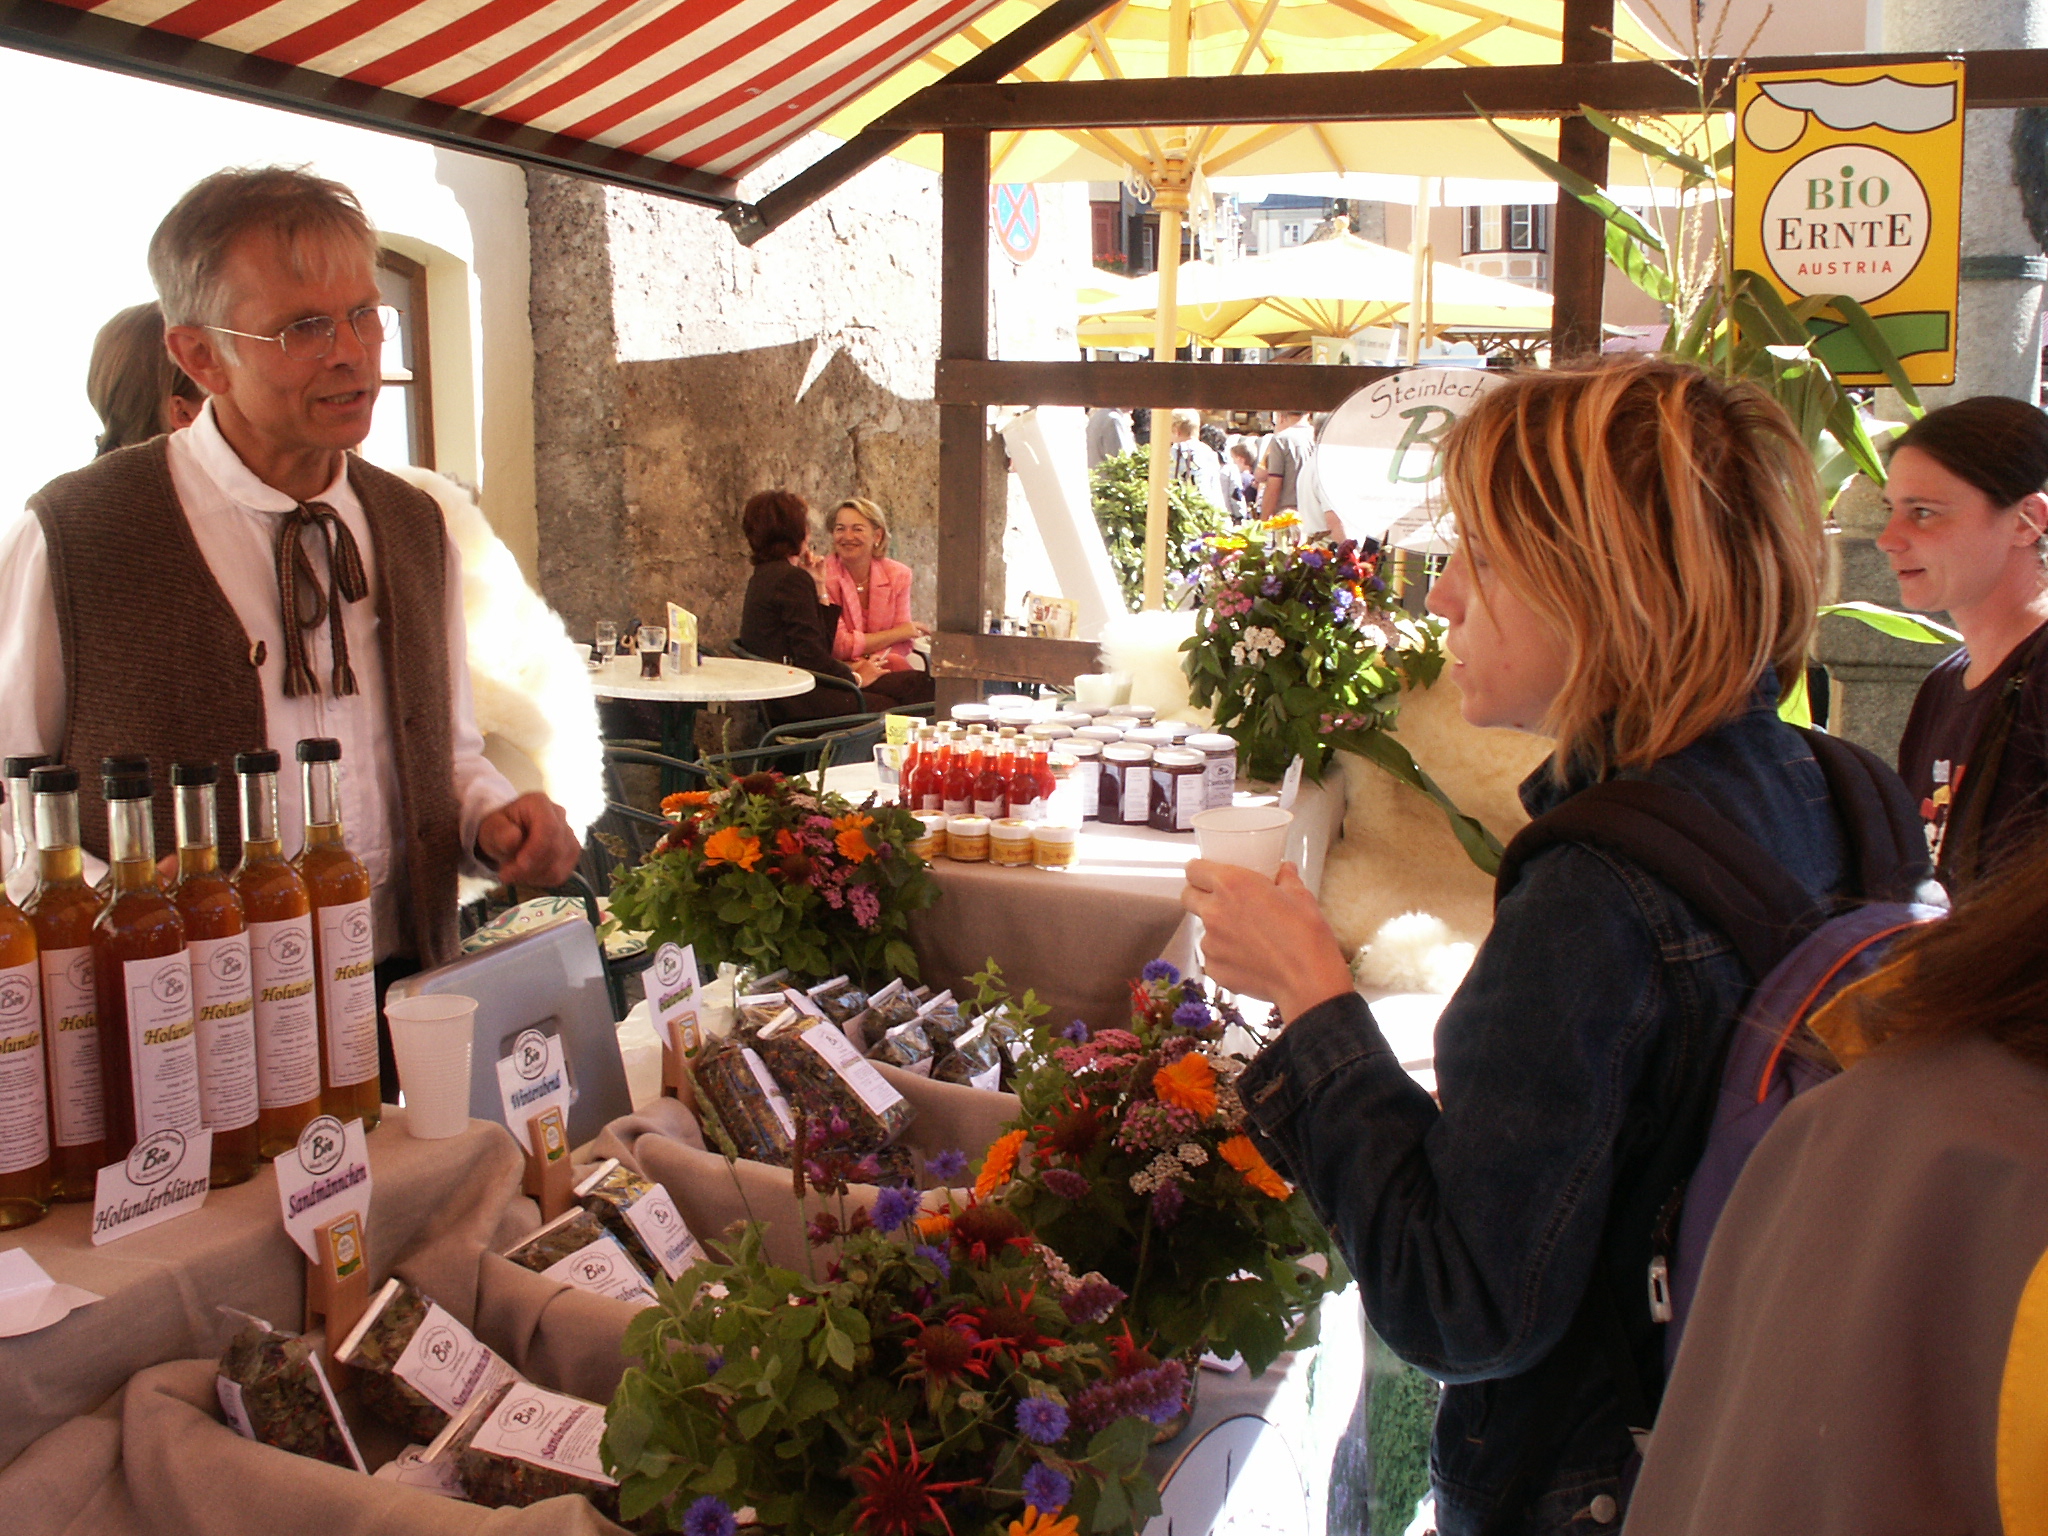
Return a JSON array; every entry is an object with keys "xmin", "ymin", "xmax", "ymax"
[
  {"xmin": 832, "ymin": 497, "xmax": 890, "ymax": 557},
  {"xmin": 1439, "ymin": 358, "xmax": 1823, "ymax": 775}
]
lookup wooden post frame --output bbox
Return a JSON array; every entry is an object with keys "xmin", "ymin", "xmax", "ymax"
[
  {"xmin": 1548, "ymin": 0, "xmax": 1614, "ymax": 361},
  {"xmin": 936, "ymin": 129, "xmax": 993, "ymax": 711}
]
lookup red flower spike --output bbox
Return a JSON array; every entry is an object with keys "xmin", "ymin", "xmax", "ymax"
[{"xmin": 850, "ymin": 1423, "xmax": 975, "ymax": 1536}]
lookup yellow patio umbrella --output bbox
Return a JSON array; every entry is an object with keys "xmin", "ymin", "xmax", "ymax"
[
  {"xmin": 1075, "ymin": 229, "xmax": 1552, "ymax": 347},
  {"xmin": 822, "ymin": 0, "xmax": 1674, "ymax": 608}
]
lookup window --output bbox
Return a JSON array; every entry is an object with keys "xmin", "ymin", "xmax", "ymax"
[
  {"xmin": 1281, "ymin": 222, "xmax": 1301, "ymax": 245},
  {"xmin": 1464, "ymin": 205, "xmax": 1548, "ymax": 254},
  {"xmin": 362, "ymin": 250, "xmax": 433, "ymax": 470}
]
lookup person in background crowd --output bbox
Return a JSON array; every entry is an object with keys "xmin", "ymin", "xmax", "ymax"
[
  {"xmin": 822, "ymin": 496, "xmax": 934, "ymax": 708},
  {"xmin": 86, "ymin": 301, "xmax": 205, "ymax": 456},
  {"xmin": 1199, "ymin": 421, "xmax": 1229, "ymax": 462},
  {"xmin": 738, "ymin": 489, "xmax": 896, "ymax": 724},
  {"xmin": 1884, "ymin": 395, "xmax": 2048, "ymax": 889},
  {"xmin": 1622, "ymin": 821, "xmax": 2048, "ymax": 1535},
  {"xmin": 1169, "ymin": 407, "xmax": 1227, "ymax": 512},
  {"xmin": 1084, "ymin": 404, "xmax": 1134, "ymax": 469},
  {"xmin": 1227, "ymin": 440, "xmax": 1261, "ymax": 519},
  {"xmin": 1259, "ymin": 407, "xmax": 1317, "ymax": 524},
  {"xmin": 1185, "ymin": 359, "xmax": 1852, "ymax": 1535},
  {"xmin": 0, "ymin": 166, "xmax": 581, "ymax": 1098}
]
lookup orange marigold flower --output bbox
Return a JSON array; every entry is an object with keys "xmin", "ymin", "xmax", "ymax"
[
  {"xmin": 776, "ymin": 828, "xmax": 803, "ymax": 857},
  {"xmin": 916, "ymin": 1211, "xmax": 954, "ymax": 1242},
  {"xmin": 661, "ymin": 790, "xmax": 713, "ymax": 813},
  {"xmin": 832, "ymin": 811, "xmax": 876, "ymax": 832},
  {"xmin": 701, "ymin": 827, "xmax": 762, "ymax": 871},
  {"xmin": 1219, "ymin": 1134, "xmax": 1290, "ymax": 1200},
  {"xmin": 1009, "ymin": 1510, "xmax": 1080, "ymax": 1536},
  {"xmin": 1153, "ymin": 1054, "xmax": 1217, "ymax": 1118},
  {"xmin": 836, "ymin": 826, "xmax": 875, "ymax": 864},
  {"xmin": 973, "ymin": 1129, "xmax": 1029, "ymax": 1198}
]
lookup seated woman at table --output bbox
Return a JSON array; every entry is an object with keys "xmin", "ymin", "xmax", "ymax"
[
  {"xmin": 1183, "ymin": 358, "xmax": 1867, "ymax": 1535},
  {"xmin": 823, "ymin": 497, "xmax": 935, "ymax": 707},
  {"xmin": 738, "ymin": 489, "xmax": 895, "ymax": 725}
]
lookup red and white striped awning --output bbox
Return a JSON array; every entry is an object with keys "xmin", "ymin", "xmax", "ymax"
[{"xmin": 3, "ymin": 0, "xmax": 1014, "ymax": 202}]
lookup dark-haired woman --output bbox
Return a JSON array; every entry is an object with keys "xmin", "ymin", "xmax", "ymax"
[
  {"xmin": 737, "ymin": 489, "xmax": 890, "ymax": 725},
  {"xmin": 1621, "ymin": 825, "xmax": 2048, "ymax": 1535},
  {"xmin": 1882, "ymin": 395, "xmax": 2048, "ymax": 888}
]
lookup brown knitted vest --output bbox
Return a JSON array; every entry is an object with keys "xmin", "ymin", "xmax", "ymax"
[{"xmin": 30, "ymin": 437, "xmax": 463, "ymax": 966}]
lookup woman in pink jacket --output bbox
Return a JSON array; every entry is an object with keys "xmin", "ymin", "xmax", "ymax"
[{"xmin": 823, "ymin": 497, "xmax": 934, "ymax": 706}]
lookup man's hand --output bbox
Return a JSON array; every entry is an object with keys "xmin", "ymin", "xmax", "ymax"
[
  {"xmin": 476, "ymin": 793, "xmax": 582, "ymax": 889},
  {"xmin": 1181, "ymin": 859, "xmax": 1354, "ymax": 1023}
]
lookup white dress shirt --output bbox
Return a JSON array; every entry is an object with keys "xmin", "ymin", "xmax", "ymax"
[{"xmin": 0, "ymin": 403, "xmax": 517, "ymax": 959}]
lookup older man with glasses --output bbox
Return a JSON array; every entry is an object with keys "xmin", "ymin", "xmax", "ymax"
[{"xmin": 0, "ymin": 165, "xmax": 580, "ymax": 1101}]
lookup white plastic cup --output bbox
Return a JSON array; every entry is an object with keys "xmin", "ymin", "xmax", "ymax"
[
  {"xmin": 1191, "ymin": 807, "xmax": 1294, "ymax": 878},
  {"xmin": 384, "ymin": 994, "xmax": 478, "ymax": 1138}
]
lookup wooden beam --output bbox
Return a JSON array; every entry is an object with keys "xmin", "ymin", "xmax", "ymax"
[
  {"xmin": 936, "ymin": 131, "xmax": 992, "ymax": 710},
  {"xmin": 939, "ymin": 357, "xmax": 1413, "ymax": 411},
  {"xmin": 1548, "ymin": 0, "xmax": 1612, "ymax": 361},
  {"xmin": 930, "ymin": 633, "xmax": 1101, "ymax": 688},
  {"xmin": 875, "ymin": 49, "xmax": 2048, "ymax": 131}
]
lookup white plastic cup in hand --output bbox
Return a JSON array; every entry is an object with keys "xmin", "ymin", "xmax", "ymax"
[
  {"xmin": 385, "ymin": 994, "xmax": 477, "ymax": 1138},
  {"xmin": 1192, "ymin": 807, "xmax": 1294, "ymax": 877}
]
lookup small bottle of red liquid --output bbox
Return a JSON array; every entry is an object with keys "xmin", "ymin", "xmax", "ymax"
[
  {"xmin": 916, "ymin": 736, "xmax": 949, "ymax": 813},
  {"xmin": 943, "ymin": 734, "xmax": 976, "ymax": 816},
  {"xmin": 1013, "ymin": 740, "xmax": 1052, "ymax": 821},
  {"xmin": 975, "ymin": 737, "xmax": 1011, "ymax": 819}
]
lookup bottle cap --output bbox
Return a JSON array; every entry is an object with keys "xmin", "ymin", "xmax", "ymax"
[
  {"xmin": 103, "ymin": 768, "xmax": 153, "ymax": 801},
  {"xmin": 30, "ymin": 765, "xmax": 79, "ymax": 796},
  {"xmin": 235, "ymin": 749, "xmax": 282, "ymax": 776},
  {"xmin": 296, "ymin": 738, "xmax": 343, "ymax": 764},
  {"xmin": 101, "ymin": 754, "xmax": 151, "ymax": 776},
  {"xmin": 3, "ymin": 754, "xmax": 54, "ymax": 780},
  {"xmin": 171, "ymin": 762, "xmax": 220, "ymax": 787}
]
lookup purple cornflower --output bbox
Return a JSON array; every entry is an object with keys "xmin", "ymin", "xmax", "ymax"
[
  {"xmin": 1016, "ymin": 1396, "xmax": 1070, "ymax": 1445},
  {"xmin": 1061, "ymin": 1019, "xmax": 1090, "ymax": 1043},
  {"xmin": 682, "ymin": 1496, "xmax": 737, "ymax": 1536},
  {"xmin": 1151, "ymin": 1181, "xmax": 1186, "ymax": 1225},
  {"xmin": 927, "ymin": 1147, "xmax": 969, "ymax": 1182},
  {"xmin": 1141, "ymin": 960, "xmax": 1181, "ymax": 984},
  {"xmin": 1040, "ymin": 1167, "xmax": 1091, "ymax": 1201},
  {"xmin": 1301, "ymin": 549, "xmax": 1327, "ymax": 568},
  {"xmin": 870, "ymin": 1185, "xmax": 920, "ymax": 1234},
  {"xmin": 1331, "ymin": 587, "xmax": 1354, "ymax": 619},
  {"xmin": 914, "ymin": 1243, "xmax": 953, "ymax": 1277},
  {"xmin": 1022, "ymin": 1463, "xmax": 1072, "ymax": 1513},
  {"xmin": 1172, "ymin": 1000, "xmax": 1210, "ymax": 1030},
  {"xmin": 1261, "ymin": 575, "xmax": 1282, "ymax": 596}
]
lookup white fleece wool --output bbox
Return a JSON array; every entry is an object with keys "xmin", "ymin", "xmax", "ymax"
[
  {"xmin": 390, "ymin": 466, "xmax": 605, "ymax": 841},
  {"xmin": 1353, "ymin": 911, "xmax": 1477, "ymax": 995},
  {"xmin": 1097, "ymin": 609, "xmax": 1207, "ymax": 721}
]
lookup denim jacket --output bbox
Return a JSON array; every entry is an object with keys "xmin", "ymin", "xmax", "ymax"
[{"xmin": 1239, "ymin": 700, "xmax": 1848, "ymax": 1535}]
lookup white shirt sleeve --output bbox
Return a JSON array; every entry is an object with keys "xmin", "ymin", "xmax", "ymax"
[{"xmin": 441, "ymin": 530, "xmax": 522, "ymax": 874}]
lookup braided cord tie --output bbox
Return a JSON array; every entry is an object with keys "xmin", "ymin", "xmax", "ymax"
[{"xmin": 274, "ymin": 500, "xmax": 369, "ymax": 698}]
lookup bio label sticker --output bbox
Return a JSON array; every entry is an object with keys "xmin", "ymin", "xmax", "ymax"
[
  {"xmin": 392, "ymin": 1302, "xmax": 517, "ymax": 1417},
  {"xmin": 123, "ymin": 951, "xmax": 203, "ymax": 1139},
  {"xmin": 91, "ymin": 1127, "xmax": 212, "ymax": 1244},
  {"xmin": 41, "ymin": 947, "xmax": 102, "ymax": 1147},
  {"xmin": 541, "ymin": 1235, "xmax": 659, "ymax": 1305},
  {"xmin": 799, "ymin": 1022, "xmax": 906, "ymax": 1118},
  {"xmin": 620, "ymin": 1185, "xmax": 704, "ymax": 1280},
  {"xmin": 495, "ymin": 1029, "xmax": 571, "ymax": 1139},
  {"xmin": 275, "ymin": 1114, "xmax": 372, "ymax": 1261},
  {"xmin": 0, "ymin": 959, "xmax": 50, "ymax": 1176},
  {"xmin": 215, "ymin": 1376, "xmax": 255, "ymax": 1438},
  {"xmin": 646, "ymin": 943, "xmax": 701, "ymax": 1054},
  {"xmin": 467, "ymin": 1386, "xmax": 616, "ymax": 1485},
  {"xmin": 248, "ymin": 916, "xmax": 320, "ymax": 1108},
  {"xmin": 314, "ymin": 900, "xmax": 378, "ymax": 1089},
  {"xmin": 188, "ymin": 934, "xmax": 257, "ymax": 1133}
]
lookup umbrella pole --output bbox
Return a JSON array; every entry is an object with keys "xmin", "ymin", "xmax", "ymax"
[
  {"xmin": 1145, "ymin": 164, "xmax": 1191, "ymax": 612},
  {"xmin": 1406, "ymin": 175, "xmax": 1432, "ymax": 366}
]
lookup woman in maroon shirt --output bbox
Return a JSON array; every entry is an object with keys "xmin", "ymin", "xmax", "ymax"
[{"xmin": 1882, "ymin": 396, "xmax": 2048, "ymax": 888}]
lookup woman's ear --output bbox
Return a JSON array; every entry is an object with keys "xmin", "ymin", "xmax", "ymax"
[{"xmin": 2016, "ymin": 491, "xmax": 2048, "ymax": 549}]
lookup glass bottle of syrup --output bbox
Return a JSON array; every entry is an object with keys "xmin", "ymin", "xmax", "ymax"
[
  {"xmin": 93, "ymin": 762, "xmax": 204, "ymax": 1163},
  {"xmin": 233, "ymin": 751, "xmax": 323, "ymax": 1160},
  {"xmin": 0, "ymin": 781, "xmax": 51, "ymax": 1229},
  {"xmin": 170, "ymin": 763, "xmax": 259, "ymax": 1187},
  {"xmin": 27, "ymin": 766, "xmax": 105, "ymax": 1199},
  {"xmin": 975, "ymin": 736, "xmax": 1011, "ymax": 819},
  {"xmin": 293, "ymin": 739, "xmax": 380, "ymax": 1132},
  {"xmin": 916, "ymin": 735, "xmax": 950, "ymax": 814},
  {"xmin": 4, "ymin": 755, "xmax": 53, "ymax": 908},
  {"xmin": 1009, "ymin": 740, "xmax": 1048, "ymax": 822},
  {"xmin": 943, "ymin": 733, "xmax": 977, "ymax": 816}
]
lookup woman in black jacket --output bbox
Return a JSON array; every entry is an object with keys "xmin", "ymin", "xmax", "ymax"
[{"xmin": 738, "ymin": 489, "xmax": 893, "ymax": 724}]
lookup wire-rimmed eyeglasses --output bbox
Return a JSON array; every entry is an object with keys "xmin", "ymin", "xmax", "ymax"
[{"xmin": 204, "ymin": 303, "xmax": 399, "ymax": 362}]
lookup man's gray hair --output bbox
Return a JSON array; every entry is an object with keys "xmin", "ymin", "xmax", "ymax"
[{"xmin": 148, "ymin": 166, "xmax": 380, "ymax": 332}]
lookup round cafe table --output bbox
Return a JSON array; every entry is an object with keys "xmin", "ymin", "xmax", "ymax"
[{"xmin": 590, "ymin": 655, "xmax": 815, "ymax": 783}]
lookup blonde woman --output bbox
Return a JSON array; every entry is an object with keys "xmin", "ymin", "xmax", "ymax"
[
  {"xmin": 823, "ymin": 496, "xmax": 934, "ymax": 707},
  {"xmin": 1185, "ymin": 359, "xmax": 1868, "ymax": 1535}
]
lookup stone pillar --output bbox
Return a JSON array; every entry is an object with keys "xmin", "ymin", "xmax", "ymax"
[{"xmin": 1815, "ymin": 0, "xmax": 2043, "ymax": 760}]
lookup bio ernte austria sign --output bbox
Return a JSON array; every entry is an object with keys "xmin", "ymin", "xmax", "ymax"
[{"xmin": 1734, "ymin": 61, "xmax": 1964, "ymax": 385}]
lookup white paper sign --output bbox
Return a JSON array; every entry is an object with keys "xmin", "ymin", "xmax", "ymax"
[
  {"xmin": 542, "ymin": 1235, "xmax": 659, "ymax": 1304},
  {"xmin": 373, "ymin": 1446, "xmax": 470, "ymax": 1498},
  {"xmin": 799, "ymin": 1023, "xmax": 905, "ymax": 1118},
  {"xmin": 1279, "ymin": 755, "xmax": 1304, "ymax": 811},
  {"xmin": 91, "ymin": 1127, "xmax": 212, "ymax": 1245},
  {"xmin": 392, "ymin": 1302, "xmax": 517, "ymax": 1416},
  {"xmin": 495, "ymin": 1029, "xmax": 571, "ymax": 1139},
  {"xmin": 275, "ymin": 1115, "xmax": 372, "ymax": 1261},
  {"xmin": 620, "ymin": 1185, "xmax": 705, "ymax": 1280},
  {"xmin": 740, "ymin": 1047, "xmax": 797, "ymax": 1141},
  {"xmin": 468, "ymin": 1386, "xmax": 617, "ymax": 1485},
  {"xmin": 646, "ymin": 944, "xmax": 701, "ymax": 1054}
]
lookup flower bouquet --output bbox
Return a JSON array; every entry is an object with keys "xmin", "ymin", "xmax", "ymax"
[
  {"xmin": 986, "ymin": 962, "xmax": 1348, "ymax": 1378},
  {"xmin": 607, "ymin": 770, "xmax": 939, "ymax": 985},
  {"xmin": 1179, "ymin": 516, "xmax": 1445, "ymax": 783},
  {"xmin": 604, "ymin": 1132, "xmax": 1173, "ymax": 1536}
]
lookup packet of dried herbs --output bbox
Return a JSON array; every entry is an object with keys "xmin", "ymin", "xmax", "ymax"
[
  {"xmin": 806, "ymin": 974, "xmax": 870, "ymax": 1028},
  {"xmin": 933, "ymin": 1018, "xmax": 1004, "ymax": 1091},
  {"xmin": 504, "ymin": 1207, "xmax": 659, "ymax": 1305},
  {"xmin": 694, "ymin": 1037, "xmax": 798, "ymax": 1165},
  {"xmin": 335, "ymin": 1277, "xmax": 519, "ymax": 1441},
  {"xmin": 755, "ymin": 1013, "xmax": 915, "ymax": 1151},
  {"xmin": 863, "ymin": 978, "xmax": 921, "ymax": 1035},
  {"xmin": 982, "ymin": 1009, "xmax": 1026, "ymax": 1086},
  {"xmin": 866, "ymin": 1020, "xmax": 934, "ymax": 1076},
  {"xmin": 428, "ymin": 1380, "xmax": 620, "ymax": 1516},
  {"xmin": 914, "ymin": 989, "xmax": 967, "ymax": 1046},
  {"xmin": 736, "ymin": 991, "xmax": 793, "ymax": 1032},
  {"xmin": 214, "ymin": 1309, "xmax": 365, "ymax": 1471},
  {"xmin": 573, "ymin": 1158, "xmax": 707, "ymax": 1281}
]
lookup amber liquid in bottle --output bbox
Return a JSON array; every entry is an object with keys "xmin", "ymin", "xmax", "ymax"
[
  {"xmin": 294, "ymin": 745, "xmax": 381, "ymax": 1132},
  {"xmin": 27, "ymin": 775, "xmax": 107, "ymax": 1199},
  {"xmin": 172, "ymin": 770, "xmax": 259, "ymax": 1187},
  {"xmin": 234, "ymin": 757, "xmax": 324, "ymax": 1160},
  {"xmin": 94, "ymin": 776, "xmax": 203, "ymax": 1164},
  {"xmin": 0, "ymin": 854, "xmax": 52, "ymax": 1228}
]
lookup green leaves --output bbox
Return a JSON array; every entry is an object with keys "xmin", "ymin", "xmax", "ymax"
[
  {"xmin": 1820, "ymin": 600, "xmax": 1961, "ymax": 645},
  {"xmin": 1347, "ymin": 728, "xmax": 1506, "ymax": 876}
]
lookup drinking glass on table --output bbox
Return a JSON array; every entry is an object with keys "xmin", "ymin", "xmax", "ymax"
[
  {"xmin": 638, "ymin": 625, "xmax": 667, "ymax": 678},
  {"xmin": 594, "ymin": 621, "xmax": 618, "ymax": 665}
]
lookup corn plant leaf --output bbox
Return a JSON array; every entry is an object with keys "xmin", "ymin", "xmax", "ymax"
[
  {"xmin": 1776, "ymin": 666, "xmax": 1812, "ymax": 728},
  {"xmin": 1820, "ymin": 293, "xmax": 1927, "ymax": 415},
  {"xmin": 1581, "ymin": 105, "xmax": 1719, "ymax": 181},
  {"xmin": 1819, "ymin": 601, "xmax": 1962, "ymax": 644},
  {"xmin": 1346, "ymin": 727, "xmax": 1504, "ymax": 875},
  {"xmin": 1470, "ymin": 101, "xmax": 1667, "ymax": 252},
  {"xmin": 1605, "ymin": 220, "xmax": 1676, "ymax": 304}
]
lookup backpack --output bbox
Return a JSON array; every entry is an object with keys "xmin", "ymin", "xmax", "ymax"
[{"xmin": 1495, "ymin": 729, "xmax": 1944, "ymax": 1407}]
